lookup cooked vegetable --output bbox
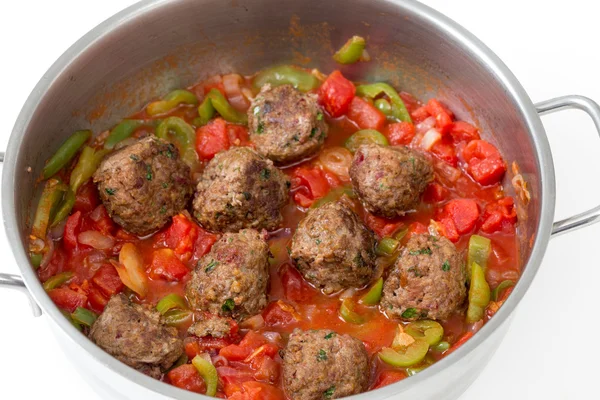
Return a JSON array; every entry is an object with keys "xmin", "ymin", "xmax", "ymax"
[
  {"xmin": 467, "ymin": 234, "xmax": 491, "ymax": 271},
  {"xmin": 69, "ymin": 146, "xmax": 110, "ymax": 193},
  {"xmin": 42, "ymin": 271, "xmax": 74, "ymax": 291},
  {"xmin": 51, "ymin": 188, "xmax": 76, "ymax": 227},
  {"xmin": 156, "ymin": 116, "xmax": 198, "ymax": 167},
  {"xmin": 374, "ymin": 98, "xmax": 392, "ymax": 116},
  {"xmin": 405, "ymin": 320, "xmax": 444, "ymax": 346},
  {"xmin": 104, "ymin": 120, "xmax": 155, "ymax": 150},
  {"xmin": 253, "ymin": 65, "xmax": 320, "ymax": 92},
  {"xmin": 30, "ymin": 253, "xmax": 43, "ymax": 268},
  {"xmin": 156, "ymin": 293, "xmax": 189, "ymax": 315},
  {"xmin": 492, "ymin": 280, "xmax": 515, "ymax": 301},
  {"xmin": 191, "ymin": 355, "xmax": 218, "ymax": 397},
  {"xmin": 42, "ymin": 130, "xmax": 91, "ymax": 179},
  {"xmin": 112, "ymin": 243, "xmax": 149, "ymax": 298},
  {"xmin": 195, "ymin": 96, "xmax": 216, "ymax": 126},
  {"xmin": 162, "ymin": 309, "xmax": 193, "ymax": 326},
  {"xmin": 205, "ymin": 89, "xmax": 248, "ymax": 125},
  {"xmin": 344, "ymin": 129, "xmax": 389, "ymax": 153},
  {"xmin": 310, "ymin": 186, "xmax": 355, "ymax": 209},
  {"xmin": 359, "ymin": 278, "xmax": 383, "ymax": 305},
  {"xmin": 146, "ymin": 89, "xmax": 198, "ymax": 116},
  {"xmin": 375, "ymin": 237, "xmax": 399, "ymax": 257},
  {"xmin": 431, "ymin": 341, "xmax": 450, "ymax": 352},
  {"xmin": 61, "ymin": 310, "xmax": 82, "ymax": 331},
  {"xmin": 32, "ymin": 178, "xmax": 68, "ymax": 240},
  {"xmin": 378, "ymin": 340, "xmax": 429, "ymax": 368},
  {"xmin": 333, "ymin": 36, "xmax": 367, "ymax": 64},
  {"xmin": 466, "ymin": 262, "xmax": 491, "ymax": 323},
  {"xmin": 339, "ymin": 298, "xmax": 365, "ymax": 324},
  {"xmin": 356, "ymin": 83, "xmax": 412, "ymax": 123},
  {"xmin": 71, "ymin": 307, "xmax": 98, "ymax": 327}
]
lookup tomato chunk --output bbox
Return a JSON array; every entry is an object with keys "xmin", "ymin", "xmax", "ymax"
[
  {"xmin": 450, "ymin": 121, "xmax": 480, "ymax": 142},
  {"xmin": 291, "ymin": 167, "xmax": 332, "ymax": 207},
  {"xmin": 426, "ymin": 99, "xmax": 453, "ymax": 134},
  {"xmin": 463, "ymin": 140, "xmax": 506, "ymax": 186},
  {"xmin": 73, "ymin": 181, "xmax": 100, "ymax": 213},
  {"xmin": 220, "ymin": 331, "xmax": 269, "ymax": 361},
  {"xmin": 48, "ymin": 287, "xmax": 87, "ymax": 313},
  {"xmin": 385, "ymin": 121, "xmax": 415, "ymax": 146},
  {"xmin": 423, "ymin": 183, "xmax": 449, "ymax": 204},
  {"xmin": 63, "ymin": 211, "xmax": 82, "ymax": 250},
  {"xmin": 430, "ymin": 139, "xmax": 458, "ymax": 166},
  {"xmin": 167, "ymin": 364, "xmax": 206, "ymax": 394},
  {"xmin": 195, "ymin": 118, "xmax": 230, "ymax": 160},
  {"xmin": 149, "ymin": 248, "xmax": 190, "ymax": 281},
  {"xmin": 446, "ymin": 332, "xmax": 474, "ymax": 356},
  {"xmin": 439, "ymin": 199, "xmax": 480, "ymax": 235},
  {"xmin": 262, "ymin": 302, "xmax": 297, "ymax": 328},
  {"xmin": 161, "ymin": 214, "xmax": 217, "ymax": 262},
  {"xmin": 372, "ymin": 370, "xmax": 407, "ymax": 389},
  {"xmin": 318, "ymin": 71, "xmax": 356, "ymax": 117},
  {"xmin": 92, "ymin": 264, "xmax": 124, "ymax": 297},
  {"xmin": 364, "ymin": 213, "xmax": 404, "ymax": 238},
  {"xmin": 87, "ymin": 287, "xmax": 109, "ymax": 314},
  {"xmin": 227, "ymin": 124, "xmax": 250, "ymax": 147},
  {"xmin": 411, "ymin": 106, "xmax": 430, "ymax": 123},
  {"xmin": 280, "ymin": 264, "xmax": 315, "ymax": 302},
  {"xmin": 347, "ymin": 96, "xmax": 386, "ymax": 130},
  {"xmin": 481, "ymin": 197, "xmax": 517, "ymax": 233},
  {"xmin": 229, "ymin": 381, "xmax": 285, "ymax": 400}
]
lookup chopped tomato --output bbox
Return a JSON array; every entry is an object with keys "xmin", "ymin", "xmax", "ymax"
[
  {"xmin": 87, "ymin": 287, "xmax": 109, "ymax": 314},
  {"xmin": 48, "ymin": 287, "xmax": 87, "ymax": 313},
  {"xmin": 63, "ymin": 211, "xmax": 82, "ymax": 250},
  {"xmin": 446, "ymin": 332, "xmax": 474, "ymax": 356},
  {"xmin": 227, "ymin": 124, "xmax": 250, "ymax": 146},
  {"xmin": 425, "ymin": 99, "xmax": 453, "ymax": 134},
  {"xmin": 291, "ymin": 167, "xmax": 332, "ymax": 207},
  {"xmin": 411, "ymin": 106, "xmax": 430, "ymax": 123},
  {"xmin": 462, "ymin": 140, "xmax": 506, "ymax": 186},
  {"xmin": 423, "ymin": 183, "xmax": 449, "ymax": 203},
  {"xmin": 430, "ymin": 139, "xmax": 458, "ymax": 166},
  {"xmin": 149, "ymin": 248, "xmax": 190, "ymax": 281},
  {"xmin": 161, "ymin": 214, "xmax": 217, "ymax": 262},
  {"xmin": 167, "ymin": 364, "xmax": 206, "ymax": 394},
  {"xmin": 73, "ymin": 181, "xmax": 100, "ymax": 213},
  {"xmin": 318, "ymin": 71, "xmax": 355, "ymax": 117},
  {"xmin": 481, "ymin": 197, "xmax": 517, "ymax": 233},
  {"xmin": 195, "ymin": 118, "xmax": 230, "ymax": 160},
  {"xmin": 364, "ymin": 213, "xmax": 404, "ymax": 238},
  {"xmin": 439, "ymin": 199, "xmax": 480, "ymax": 235},
  {"xmin": 251, "ymin": 355, "xmax": 280, "ymax": 382},
  {"xmin": 347, "ymin": 96, "xmax": 386, "ymax": 130},
  {"xmin": 322, "ymin": 170, "xmax": 342, "ymax": 188},
  {"xmin": 372, "ymin": 370, "xmax": 407, "ymax": 389},
  {"xmin": 399, "ymin": 92, "xmax": 421, "ymax": 113},
  {"xmin": 262, "ymin": 302, "xmax": 297, "ymax": 328},
  {"xmin": 228, "ymin": 381, "xmax": 285, "ymax": 400},
  {"xmin": 92, "ymin": 264, "xmax": 124, "ymax": 297},
  {"xmin": 89, "ymin": 206, "xmax": 115, "ymax": 236},
  {"xmin": 385, "ymin": 121, "xmax": 415, "ymax": 145},
  {"xmin": 220, "ymin": 331, "xmax": 269, "ymax": 361},
  {"xmin": 406, "ymin": 222, "xmax": 428, "ymax": 239},
  {"xmin": 184, "ymin": 337, "xmax": 233, "ymax": 359},
  {"xmin": 280, "ymin": 264, "xmax": 315, "ymax": 302},
  {"xmin": 436, "ymin": 217, "xmax": 460, "ymax": 242},
  {"xmin": 450, "ymin": 121, "xmax": 480, "ymax": 142}
]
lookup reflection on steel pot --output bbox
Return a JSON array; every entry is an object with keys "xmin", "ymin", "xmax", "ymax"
[{"xmin": 2, "ymin": 0, "xmax": 600, "ymax": 399}]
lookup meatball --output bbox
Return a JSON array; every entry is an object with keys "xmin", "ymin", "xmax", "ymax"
[
  {"xmin": 192, "ymin": 147, "xmax": 290, "ymax": 233},
  {"xmin": 290, "ymin": 201, "xmax": 376, "ymax": 294},
  {"xmin": 349, "ymin": 144, "xmax": 433, "ymax": 218},
  {"xmin": 381, "ymin": 234, "xmax": 467, "ymax": 321},
  {"xmin": 185, "ymin": 229, "xmax": 270, "ymax": 321},
  {"xmin": 283, "ymin": 329, "xmax": 370, "ymax": 400},
  {"xmin": 94, "ymin": 136, "xmax": 192, "ymax": 236},
  {"xmin": 89, "ymin": 294, "xmax": 183, "ymax": 378},
  {"xmin": 187, "ymin": 314, "xmax": 235, "ymax": 339},
  {"xmin": 248, "ymin": 84, "xmax": 327, "ymax": 164}
]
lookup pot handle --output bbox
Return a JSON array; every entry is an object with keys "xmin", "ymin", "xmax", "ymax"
[
  {"xmin": 0, "ymin": 152, "xmax": 43, "ymax": 317},
  {"xmin": 535, "ymin": 95, "xmax": 600, "ymax": 237}
]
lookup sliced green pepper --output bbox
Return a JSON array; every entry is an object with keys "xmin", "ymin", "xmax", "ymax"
[
  {"xmin": 344, "ymin": 129, "xmax": 389, "ymax": 153},
  {"xmin": 147, "ymin": 89, "xmax": 198, "ymax": 116},
  {"xmin": 374, "ymin": 98, "xmax": 392, "ymax": 116},
  {"xmin": 491, "ymin": 280, "xmax": 515, "ymax": 301},
  {"xmin": 359, "ymin": 278, "xmax": 383, "ymax": 305},
  {"xmin": 51, "ymin": 188, "xmax": 75, "ymax": 227},
  {"xmin": 30, "ymin": 253, "xmax": 43, "ymax": 268},
  {"xmin": 467, "ymin": 235, "xmax": 491, "ymax": 272},
  {"xmin": 156, "ymin": 293, "xmax": 189, "ymax": 315},
  {"xmin": 42, "ymin": 130, "xmax": 91, "ymax": 179},
  {"xmin": 339, "ymin": 298, "xmax": 364, "ymax": 324},
  {"xmin": 405, "ymin": 320, "xmax": 444, "ymax": 346},
  {"xmin": 205, "ymin": 89, "xmax": 247, "ymax": 125},
  {"xmin": 333, "ymin": 36, "xmax": 366, "ymax": 64},
  {"xmin": 378, "ymin": 341, "xmax": 429, "ymax": 368},
  {"xmin": 70, "ymin": 146, "xmax": 110, "ymax": 193},
  {"xmin": 253, "ymin": 65, "xmax": 320, "ymax": 92},
  {"xmin": 192, "ymin": 355, "xmax": 218, "ymax": 397},
  {"xmin": 156, "ymin": 117, "xmax": 198, "ymax": 167},
  {"xmin": 71, "ymin": 307, "xmax": 98, "ymax": 327},
  {"xmin": 466, "ymin": 262, "xmax": 491, "ymax": 323},
  {"xmin": 163, "ymin": 309, "xmax": 193, "ymax": 326},
  {"xmin": 104, "ymin": 119, "xmax": 158, "ymax": 150},
  {"xmin": 42, "ymin": 271, "xmax": 74, "ymax": 291},
  {"xmin": 356, "ymin": 83, "xmax": 412, "ymax": 123},
  {"xmin": 431, "ymin": 341, "xmax": 450, "ymax": 352},
  {"xmin": 310, "ymin": 186, "xmax": 355, "ymax": 209},
  {"xmin": 376, "ymin": 237, "xmax": 399, "ymax": 257},
  {"xmin": 32, "ymin": 178, "xmax": 68, "ymax": 240},
  {"xmin": 193, "ymin": 96, "xmax": 216, "ymax": 126},
  {"xmin": 61, "ymin": 310, "xmax": 82, "ymax": 331}
]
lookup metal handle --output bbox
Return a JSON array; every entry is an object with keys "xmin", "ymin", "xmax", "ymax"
[
  {"xmin": 535, "ymin": 95, "xmax": 600, "ymax": 237},
  {"xmin": 0, "ymin": 151, "xmax": 42, "ymax": 316}
]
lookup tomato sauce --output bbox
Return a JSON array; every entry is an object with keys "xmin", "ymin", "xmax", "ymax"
[{"xmin": 34, "ymin": 67, "xmax": 519, "ymax": 399}]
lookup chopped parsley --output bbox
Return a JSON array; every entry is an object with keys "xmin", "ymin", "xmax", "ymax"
[
  {"xmin": 317, "ymin": 349, "xmax": 328, "ymax": 361},
  {"xmin": 146, "ymin": 164, "xmax": 153, "ymax": 181},
  {"xmin": 205, "ymin": 259, "xmax": 218, "ymax": 273},
  {"xmin": 129, "ymin": 154, "xmax": 139, "ymax": 162},
  {"xmin": 324, "ymin": 332, "xmax": 335, "ymax": 339},
  {"xmin": 442, "ymin": 260, "xmax": 451, "ymax": 271},
  {"xmin": 408, "ymin": 267, "xmax": 422, "ymax": 277},
  {"xmin": 257, "ymin": 121, "xmax": 265, "ymax": 134},
  {"xmin": 243, "ymin": 192, "xmax": 251, "ymax": 200},
  {"xmin": 354, "ymin": 253, "xmax": 365, "ymax": 267},
  {"xmin": 292, "ymin": 134, "xmax": 300, "ymax": 142},
  {"xmin": 316, "ymin": 239, "xmax": 322, "ymax": 245},
  {"xmin": 323, "ymin": 386, "xmax": 335, "ymax": 399},
  {"xmin": 253, "ymin": 106, "xmax": 261, "ymax": 115},
  {"xmin": 402, "ymin": 308, "xmax": 418, "ymax": 319},
  {"xmin": 409, "ymin": 247, "xmax": 432, "ymax": 256},
  {"xmin": 260, "ymin": 168, "xmax": 271, "ymax": 180},
  {"xmin": 221, "ymin": 298, "xmax": 235, "ymax": 312},
  {"xmin": 105, "ymin": 188, "xmax": 116, "ymax": 196},
  {"xmin": 310, "ymin": 127, "xmax": 318, "ymax": 138},
  {"xmin": 165, "ymin": 143, "xmax": 176, "ymax": 159},
  {"xmin": 160, "ymin": 206, "xmax": 167, "ymax": 214},
  {"xmin": 162, "ymin": 182, "xmax": 169, "ymax": 189},
  {"xmin": 317, "ymin": 112, "xmax": 324, "ymax": 121}
]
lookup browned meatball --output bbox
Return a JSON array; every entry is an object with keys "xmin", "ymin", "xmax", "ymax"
[
  {"xmin": 349, "ymin": 144, "xmax": 433, "ymax": 218},
  {"xmin": 381, "ymin": 234, "xmax": 467, "ymax": 321},
  {"xmin": 187, "ymin": 314, "xmax": 235, "ymax": 339},
  {"xmin": 185, "ymin": 229, "xmax": 270, "ymax": 321},
  {"xmin": 248, "ymin": 84, "xmax": 327, "ymax": 165},
  {"xmin": 89, "ymin": 294, "xmax": 183, "ymax": 378},
  {"xmin": 283, "ymin": 329, "xmax": 370, "ymax": 400},
  {"xmin": 192, "ymin": 147, "xmax": 290, "ymax": 233},
  {"xmin": 94, "ymin": 136, "xmax": 192, "ymax": 236},
  {"xmin": 290, "ymin": 202, "xmax": 376, "ymax": 294}
]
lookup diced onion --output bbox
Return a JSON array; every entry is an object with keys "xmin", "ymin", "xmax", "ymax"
[
  {"xmin": 78, "ymin": 231, "xmax": 115, "ymax": 250},
  {"xmin": 89, "ymin": 205, "xmax": 105, "ymax": 222},
  {"xmin": 239, "ymin": 314, "xmax": 265, "ymax": 330},
  {"xmin": 49, "ymin": 219, "xmax": 66, "ymax": 240},
  {"xmin": 421, "ymin": 128, "xmax": 442, "ymax": 151},
  {"xmin": 39, "ymin": 238, "xmax": 55, "ymax": 270},
  {"xmin": 111, "ymin": 243, "xmax": 148, "ymax": 297},
  {"xmin": 435, "ymin": 161, "xmax": 461, "ymax": 183},
  {"xmin": 262, "ymin": 331, "xmax": 284, "ymax": 347},
  {"xmin": 211, "ymin": 355, "xmax": 229, "ymax": 367},
  {"xmin": 223, "ymin": 74, "xmax": 250, "ymax": 111},
  {"xmin": 415, "ymin": 116, "xmax": 436, "ymax": 134},
  {"xmin": 318, "ymin": 147, "xmax": 353, "ymax": 181},
  {"xmin": 339, "ymin": 288, "xmax": 356, "ymax": 300}
]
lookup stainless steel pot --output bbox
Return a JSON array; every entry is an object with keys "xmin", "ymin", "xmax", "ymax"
[{"xmin": 2, "ymin": 0, "xmax": 600, "ymax": 399}]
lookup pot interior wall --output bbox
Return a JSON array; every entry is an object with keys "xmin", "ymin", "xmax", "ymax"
[{"xmin": 13, "ymin": 0, "xmax": 540, "ymax": 272}]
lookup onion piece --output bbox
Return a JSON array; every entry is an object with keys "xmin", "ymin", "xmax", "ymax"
[
  {"xmin": 49, "ymin": 219, "xmax": 67, "ymax": 240},
  {"xmin": 318, "ymin": 147, "xmax": 353, "ymax": 181},
  {"xmin": 211, "ymin": 355, "xmax": 229, "ymax": 367},
  {"xmin": 239, "ymin": 314, "xmax": 265, "ymax": 330},
  {"xmin": 78, "ymin": 231, "xmax": 115, "ymax": 250},
  {"xmin": 89, "ymin": 205, "xmax": 105, "ymax": 222},
  {"xmin": 223, "ymin": 74, "xmax": 250, "ymax": 111},
  {"xmin": 339, "ymin": 288, "xmax": 356, "ymax": 300},
  {"xmin": 39, "ymin": 238, "xmax": 55, "ymax": 271},
  {"xmin": 111, "ymin": 243, "xmax": 148, "ymax": 298},
  {"xmin": 262, "ymin": 331, "xmax": 284, "ymax": 347},
  {"xmin": 415, "ymin": 116, "xmax": 436, "ymax": 134},
  {"xmin": 421, "ymin": 128, "xmax": 442, "ymax": 151},
  {"xmin": 435, "ymin": 161, "xmax": 461, "ymax": 184}
]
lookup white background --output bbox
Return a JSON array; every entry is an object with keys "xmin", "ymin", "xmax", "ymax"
[{"xmin": 0, "ymin": 1, "xmax": 598, "ymax": 399}]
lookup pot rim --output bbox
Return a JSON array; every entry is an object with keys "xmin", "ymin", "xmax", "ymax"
[{"xmin": 1, "ymin": 0, "xmax": 555, "ymax": 398}]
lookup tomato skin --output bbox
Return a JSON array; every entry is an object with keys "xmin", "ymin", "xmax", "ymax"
[
  {"xmin": 372, "ymin": 370, "xmax": 407, "ymax": 389},
  {"xmin": 251, "ymin": 356, "xmax": 280, "ymax": 383},
  {"xmin": 439, "ymin": 199, "xmax": 480, "ymax": 235},
  {"xmin": 228, "ymin": 381, "xmax": 285, "ymax": 400},
  {"xmin": 411, "ymin": 106, "xmax": 430, "ymax": 123},
  {"xmin": 463, "ymin": 140, "xmax": 506, "ymax": 186},
  {"xmin": 423, "ymin": 183, "xmax": 450, "ymax": 204},
  {"xmin": 481, "ymin": 197, "xmax": 517, "ymax": 233},
  {"xmin": 291, "ymin": 167, "xmax": 332, "ymax": 207},
  {"xmin": 149, "ymin": 248, "xmax": 190, "ymax": 281},
  {"xmin": 87, "ymin": 287, "xmax": 109, "ymax": 314},
  {"xmin": 430, "ymin": 139, "xmax": 458, "ymax": 166},
  {"xmin": 160, "ymin": 214, "xmax": 217, "ymax": 262},
  {"xmin": 48, "ymin": 287, "xmax": 87, "ymax": 313},
  {"xmin": 280, "ymin": 264, "xmax": 315, "ymax": 302},
  {"xmin": 347, "ymin": 96, "xmax": 386, "ymax": 130},
  {"xmin": 437, "ymin": 217, "xmax": 460, "ymax": 242},
  {"xmin": 385, "ymin": 122, "xmax": 415, "ymax": 145},
  {"xmin": 196, "ymin": 118, "xmax": 230, "ymax": 160},
  {"xmin": 262, "ymin": 302, "xmax": 297, "ymax": 328},
  {"xmin": 364, "ymin": 213, "xmax": 404, "ymax": 238},
  {"xmin": 220, "ymin": 331, "xmax": 269, "ymax": 361},
  {"xmin": 167, "ymin": 364, "xmax": 206, "ymax": 394},
  {"xmin": 318, "ymin": 71, "xmax": 356, "ymax": 117},
  {"xmin": 450, "ymin": 121, "xmax": 480, "ymax": 142},
  {"xmin": 92, "ymin": 264, "xmax": 124, "ymax": 297},
  {"xmin": 63, "ymin": 211, "xmax": 83, "ymax": 250}
]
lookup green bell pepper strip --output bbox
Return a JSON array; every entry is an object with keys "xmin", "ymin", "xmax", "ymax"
[
  {"xmin": 374, "ymin": 98, "xmax": 392, "ymax": 116},
  {"xmin": 156, "ymin": 293, "xmax": 189, "ymax": 315},
  {"xmin": 192, "ymin": 355, "xmax": 218, "ymax": 397},
  {"xmin": 70, "ymin": 146, "xmax": 110, "ymax": 193},
  {"xmin": 431, "ymin": 341, "xmax": 450, "ymax": 352},
  {"xmin": 375, "ymin": 237, "xmax": 399, "ymax": 257},
  {"xmin": 467, "ymin": 235, "xmax": 491, "ymax": 272},
  {"xmin": 32, "ymin": 178, "xmax": 68, "ymax": 240},
  {"xmin": 378, "ymin": 340, "xmax": 429, "ymax": 368},
  {"xmin": 104, "ymin": 119, "xmax": 159, "ymax": 150},
  {"xmin": 51, "ymin": 188, "xmax": 75, "ymax": 227},
  {"xmin": 71, "ymin": 307, "xmax": 98, "ymax": 327},
  {"xmin": 359, "ymin": 278, "xmax": 383, "ymax": 305},
  {"xmin": 156, "ymin": 117, "xmax": 199, "ymax": 167},
  {"xmin": 405, "ymin": 320, "xmax": 444, "ymax": 346},
  {"xmin": 61, "ymin": 310, "xmax": 82, "ymax": 331},
  {"xmin": 30, "ymin": 253, "xmax": 43, "ymax": 268},
  {"xmin": 333, "ymin": 36, "xmax": 366, "ymax": 64},
  {"xmin": 310, "ymin": 186, "xmax": 355, "ymax": 209},
  {"xmin": 491, "ymin": 280, "xmax": 515, "ymax": 301},
  {"xmin": 146, "ymin": 89, "xmax": 198, "ymax": 116},
  {"xmin": 163, "ymin": 309, "xmax": 193, "ymax": 326},
  {"xmin": 339, "ymin": 299, "xmax": 365, "ymax": 324},
  {"xmin": 42, "ymin": 271, "xmax": 74, "ymax": 291},
  {"xmin": 253, "ymin": 65, "xmax": 320, "ymax": 92},
  {"xmin": 204, "ymin": 89, "xmax": 247, "ymax": 125},
  {"xmin": 355, "ymin": 83, "xmax": 412, "ymax": 123},
  {"xmin": 42, "ymin": 130, "xmax": 92, "ymax": 179},
  {"xmin": 344, "ymin": 129, "xmax": 389, "ymax": 153},
  {"xmin": 193, "ymin": 96, "xmax": 216, "ymax": 126},
  {"xmin": 466, "ymin": 262, "xmax": 491, "ymax": 323}
]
